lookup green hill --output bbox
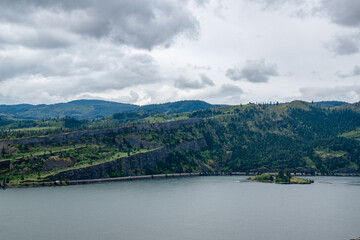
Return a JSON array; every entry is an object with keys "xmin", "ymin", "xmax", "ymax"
[
  {"xmin": 139, "ymin": 100, "xmax": 218, "ymax": 114},
  {"xmin": 336, "ymin": 101, "xmax": 360, "ymax": 113},
  {"xmin": 0, "ymin": 100, "xmax": 217, "ymax": 120}
]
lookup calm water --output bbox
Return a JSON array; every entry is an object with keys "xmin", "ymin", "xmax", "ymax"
[{"xmin": 1, "ymin": 176, "xmax": 360, "ymax": 240}]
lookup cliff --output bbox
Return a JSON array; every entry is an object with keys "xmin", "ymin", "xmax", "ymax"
[{"xmin": 47, "ymin": 138, "xmax": 207, "ymax": 181}]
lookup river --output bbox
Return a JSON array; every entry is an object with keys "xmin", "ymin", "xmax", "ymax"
[{"xmin": 1, "ymin": 176, "xmax": 359, "ymax": 240}]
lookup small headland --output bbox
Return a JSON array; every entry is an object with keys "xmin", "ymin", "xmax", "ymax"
[{"xmin": 248, "ymin": 172, "xmax": 314, "ymax": 184}]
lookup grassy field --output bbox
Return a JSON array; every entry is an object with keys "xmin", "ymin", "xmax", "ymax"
[
  {"xmin": 0, "ymin": 144, "xmax": 88, "ymax": 162},
  {"xmin": 9, "ymin": 126, "xmax": 61, "ymax": 132},
  {"xmin": 340, "ymin": 128, "xmax": 360, "ymax": 140},
  {"xmin": 315, "ymin": 149, "xmax": 347, "ymax": 158}
]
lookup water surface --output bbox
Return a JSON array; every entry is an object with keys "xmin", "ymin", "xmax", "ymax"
[{"xmin": 1, "ymin": 176, "xmax": 359, "ymax": 240}]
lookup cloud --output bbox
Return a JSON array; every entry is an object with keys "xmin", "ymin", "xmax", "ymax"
[
  {"xmin": 205, "ymin": 84, "xmax": 244, "ymax": 104},
  {"xmin": 219, "ymin": 84, "xmax": 244, "ymax": 94},
  {"xmin": 319, "ymin": 0, "xmax": 360, "ymax": 28},
  {"xmin": 0, "ymin": 44, "xmax": 163, "ymax": 104},
  {"xmin": 114, "ymin": 90, "xmax": 140, "ymax": 104},
  {"xmin": 0, "ymin": 0, "xmax": 199, "ymax": 50},
  {"xmin": 174, "ymin": 74, "xmax": 214, "ymax": 89},
  {"xmin": 326, "ymin": 34, "xmax": 360, "ymax": 55},
  {"xmin": 336, "ymin": 66, "xmax": 360, "ymax": 78},
  {"xmin": 226, "ymin": 59, "xmax": 279, "ymax": 83},
  {"xmin": 251, "ymin": 0, "xmax": 360, "ymax": 29},
  {"xmin": 300, "ymin": 85, "xmax": 360, "ymax": 102},
  {"xmin": 0, "ymin": 0, "xmax": 203, "ymax": 104}
]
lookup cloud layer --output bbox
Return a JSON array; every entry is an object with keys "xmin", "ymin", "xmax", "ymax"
[
  {"xmin": 0, "ymin": 0, "xmax": 199, "ymax": 50},
  {"xmin": 0, "ymin": 0, "xmax": 360, "ymax": 105}
]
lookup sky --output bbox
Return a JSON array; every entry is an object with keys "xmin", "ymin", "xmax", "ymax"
[{"xmin": 0, "ymin": 0, "xmax": 359, "ymax": 105}]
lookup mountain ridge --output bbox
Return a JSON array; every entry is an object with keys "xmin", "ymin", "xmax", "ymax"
[{"xmin": 0, "ymin": 99, "xmax": 218, "ymax": 120}]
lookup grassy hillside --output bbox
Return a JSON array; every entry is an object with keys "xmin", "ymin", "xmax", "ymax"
[{"xmin": 336, "ymin": 102, "xmax": 360, "ymax": 113}]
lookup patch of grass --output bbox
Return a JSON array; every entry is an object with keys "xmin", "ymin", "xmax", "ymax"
[
  {"xmin": 10, "ymin": 126, "xmax": 60, "ymax": 132},
  {"xmin": 315, "ymin": 149, "xmax": 347, "ymax": 158},
  {"xmin": 1, "ymin": 144, "xmax": 88, "ymax": 161},
  {"xmin": 340, "ymin": 128, "xmax": 360, "ymax": 140}
]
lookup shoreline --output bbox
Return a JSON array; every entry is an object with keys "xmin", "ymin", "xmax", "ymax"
[
  {"xmin": 2, "ymin": 172, "xmax": 359, "ymax": 189},
  {"xmin": 3, "ymin": 172, "xmax": 246, "ymax": 188}
]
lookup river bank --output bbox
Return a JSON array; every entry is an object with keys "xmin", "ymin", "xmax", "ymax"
[
  {"xmin": 2, "ymin": 172, "xmax": 248, "ymax": 188},
  {"xmin": 2, "ymin": 171, "xmax": 359, "ymax": 188}
]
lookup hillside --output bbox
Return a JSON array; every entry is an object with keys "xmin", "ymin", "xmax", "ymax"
[
  {"xmin": 1, "ymin": 100, "xmax": 360, "ymax": 186},
  {"xmin": 336, "ymin": 101, "xmax": 360, "ymax": 113},
  {"xmin": 0, "ymin": 99, "xmax": 217, "ymax": 120},
  {"xmin": 313, "ymin": 101, "xmax": 348, "ymax": 108}
]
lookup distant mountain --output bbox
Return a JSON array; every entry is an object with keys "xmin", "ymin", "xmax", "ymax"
[
  {"xmin": 313, "ymin": 101, "xmax": 348, "ymax": 108},
  {"xmin": 0, "ymin": 99, "xmax": 218, "ymax": 120},
  {"xmin": 0, "ymin": 100, "xmax": 138, "ymax": 120},
  {"xmin": 138, "ymin": 100, "xmax": 218, "ymax": 114}
]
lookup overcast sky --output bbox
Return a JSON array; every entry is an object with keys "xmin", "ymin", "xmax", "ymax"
[{"xmin": 0, "ymin": 0, "xmax": 359, "ymax": 105}]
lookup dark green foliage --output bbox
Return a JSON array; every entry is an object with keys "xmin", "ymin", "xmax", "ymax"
[
  {"xmin": 139, "ymin": 100, "xmax": 217, "ymax": 115},
  {"xmin": 63, "ymin": 117, "xmax": 85, "ymax": 129}
]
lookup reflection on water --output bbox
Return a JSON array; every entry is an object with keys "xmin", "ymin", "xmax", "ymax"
[{"xmin": 1, "ymin": 176, "xmax": 359, "ymax": 240}]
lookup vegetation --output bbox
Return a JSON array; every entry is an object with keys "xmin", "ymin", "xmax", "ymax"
[
  {"xmin": 0, "ymin": 99, "xmax": 217, "ymax": 120},
  {"xmin": 248, "ymin": 172, "xmax": 314, "ymax": 184},
  {"xmin": 1, "ymin": 100, "xmax": 360, "ymax": 185}
]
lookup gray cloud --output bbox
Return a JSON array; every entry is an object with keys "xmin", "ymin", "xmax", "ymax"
[
  {"xmin": 0, "ymin": 0, "xmax": 202, "ymax": 104},
  {"xmin": 326, "ymin": 34, "xmax": 360, "ymax": 55},
  {"xmin": 114, "ymin": 91, "xmax": 140, "ymax": 104},
  {"xmin": 320, "ymin": 0, "xmax": 360, "ymax": 28},
  {"xmin": 0, "ymin": 0, "xmax": 199, "ymax": 50},
  {"xmin": 252, "ymin": 0, "xmax": 360, "ymax": 28},
  {"xmin": 0, "ymin": 46, "xmax": 163, "ymax": 104},
  {"xmin": 300, "ymin": 85, "xmax": 360, "ymax": 102},
  {"xmin": 174, "ymin": 74, "xmax": 214, "ymax": 89},
  {"xmin": 219, "ymin": 84, "xmax": 244, "ymax": 94},
  {"xmin": 226, "ymin": 59, "xmax": 279, "ymax": 83},
  {"xmin": 206, "ymin": 84, "xmax": 244, "ymax": 104},
  {"xmin": 336, "ymin": 66, "xmax": 360, "ymax": 78}
]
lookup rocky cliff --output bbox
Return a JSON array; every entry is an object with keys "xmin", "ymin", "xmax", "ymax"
[{"xmin": 47, "ymin": 138, "xmax": 207, "ymax": 181}]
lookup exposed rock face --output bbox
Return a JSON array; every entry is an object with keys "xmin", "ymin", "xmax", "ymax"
[
  {"xmin": 48, "ymin": 138, "xmax": 208, "ymax": 181},
  {"xmin": 49, "ymin": 147, "xmax": 169, "ymax": 180},
  {"xmin": 122, "ymin": 135, "xmax": 160, "ymax": 148},
  {"xmin": 43, "ymin": 156, "xmax": 74, "ymax": 171}
]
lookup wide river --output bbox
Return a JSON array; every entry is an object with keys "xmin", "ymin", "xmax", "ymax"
[{"xmin": 1, "ymin": 176, "xmax": 359, "ymax": 240}]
